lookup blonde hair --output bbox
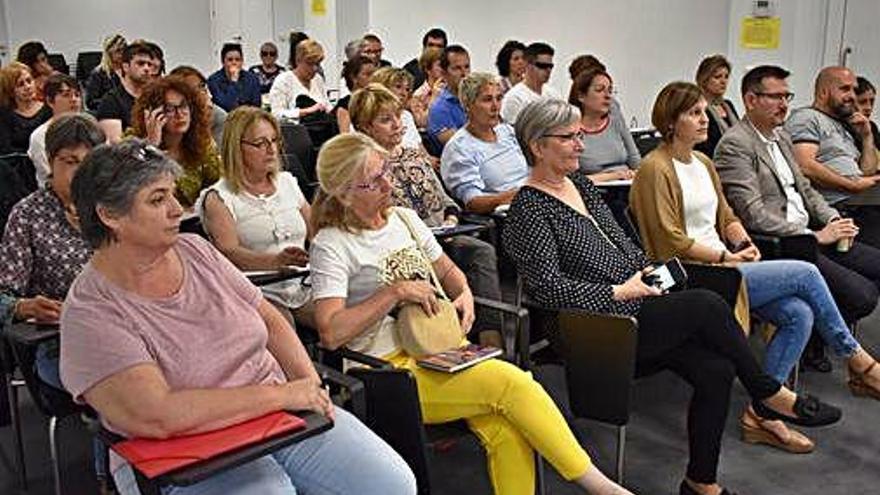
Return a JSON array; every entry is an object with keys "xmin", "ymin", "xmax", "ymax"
[
  {"xmin": 348, "ymin": 83, "xmax": 402, "ymax": 131},
  {"xmin": 370, "ymin": 67, "xmax": 413, "ymax": 91},
  {"xmin": 295, "ymin": 39, "xmax": 324, "ymax": 65},
  {"xmin": 419, "ymin": 47, "xmax": 444, "ymax": 75},
  {"xmin": 220, "ymin": 106, "xmax": 281, "ymax": 193},
  {"xmin": 100, "ymin": 34, "xmax": 126, "ymax": 74},
  {"xmin": 458, "ymin": 72, "xmax": 501, "ymax": 109},
  {"xmin": 312, "ymin": 133, "xmax": 388, "ymax": 233},
  {"xmin": 0, "ymin": 62, "xmax": 32, "ymax": 109}
]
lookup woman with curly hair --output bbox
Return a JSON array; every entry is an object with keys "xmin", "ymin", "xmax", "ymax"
[{"xmin": 130, "ymin": 75, "xmax": 221, "ymax": 209}]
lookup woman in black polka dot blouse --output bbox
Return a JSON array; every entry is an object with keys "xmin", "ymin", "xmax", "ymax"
[{"xmin": 502, "ymin": 99, "xmax": 841, "ymax": 495}]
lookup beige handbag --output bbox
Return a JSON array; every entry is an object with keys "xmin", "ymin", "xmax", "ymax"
[{"xmin": 394, "ymin": 210, "xmax": 463, "ymax": 357}]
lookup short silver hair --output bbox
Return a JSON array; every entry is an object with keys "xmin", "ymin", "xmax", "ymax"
[
  {"xmin": 72, "ymin": 139, "xmax": 182, "ymax": 248},
  {"xmin": 458, "ymin": 72, "xmax": 501, "ymax": 109},
  {"xmin": 345, "ymin": 39, "xmax": 365, "ymax": 60},
  {"xmin": 514, "ymin": 98, "xmax": 581, "ymax": 167},
  {"xmin": 45, "ymin": 113, "xmax": 105, "ymax": 162}
]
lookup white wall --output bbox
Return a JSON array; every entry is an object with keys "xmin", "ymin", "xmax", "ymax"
[
  {"xmin": 368, "ymin": 0, "xmax": 732, "ymax": 126},
  {"xmin": 5, "ymin": 0, "xmax": 216, "ymax": 74}
]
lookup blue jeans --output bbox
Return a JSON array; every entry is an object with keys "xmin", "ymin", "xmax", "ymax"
[
  {"xmin": 113, "ymin": 407, "xmax": 416, "ymax": 495},
  {"xmin": 738, "ymin": 260, "xmax": 859, "ymax": 382}
]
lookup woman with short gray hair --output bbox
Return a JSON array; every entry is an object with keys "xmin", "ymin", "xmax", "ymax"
[
  {"xmin": 440, "ymin": 72, "xmax": 528, "ymax": 214},
  {"xmin": 61, "ymin": 139, "xmax": 416, "ymax": 495},
  {"xmin": 504, "ymin": 99, "xmax": 840, "ymax": 495}
]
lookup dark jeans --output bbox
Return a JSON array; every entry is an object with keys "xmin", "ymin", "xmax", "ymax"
[
  {"xmin": 816, "ymin": 241, "xmax": 880, "ymax": 323},
  {"xmin": 635, "ymin": 289, "xmax": 781, "ymax": 484},
  {"xmin": 844, "ymin": 205, "xmax": 880, "ymax": 250},
  {"xmin": 442, "ymin": 234, "xmax": 503, "ymax": 335}
]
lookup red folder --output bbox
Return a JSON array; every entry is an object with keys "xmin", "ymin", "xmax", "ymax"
[{"xmin": 111, "ymin": 411, "xmax": 306, "ymax": 479}]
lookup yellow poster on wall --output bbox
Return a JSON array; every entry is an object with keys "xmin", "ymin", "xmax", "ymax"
[
  {"xmin": 740, "ymin": 17, "xmax": 781, "ymax": 50},
  {"xmin": 311, "ymin": 0, "xmax": 327, "ymax": 16}
]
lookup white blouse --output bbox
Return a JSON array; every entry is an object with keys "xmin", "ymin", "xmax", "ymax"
[{"xmin": 674, "ymin": 154, "xmax": 726, "ymax": 252}]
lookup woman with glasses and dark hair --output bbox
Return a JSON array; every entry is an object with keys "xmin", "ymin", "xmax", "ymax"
[
  {"xmin": 503, "ymin": 98, "xmax": 841, "ymax": 495},
  {"xmin": 61, "ymin": 139, "xmax": 416, "ymax": 495},
  {"xmin": 495, "ymin": 40, "xmax": 527, "ymax": 96},
  {"xmin": 335, "ymin": 55, "xmax": 377, "ymax": 133},
  {"xmin": 250, "ymin": 41, "xmax": 286, "ymax": 95},
  {"xmin": 170, "ymin": 65, "xmax": 229, "ymax": 148},
  {"xmin": 129, "ymin": 75, "xmax": 221, "ymax": 209},
  {"xmin": 200, "ymin": 107, "xmax": 316, "ymax": 327},
  {"xmin": 569, "ymin": 67, "xmax": 640, "ymax": 183},
  {"xmin": 694, "ymin": 54, "xmax": 739, "ymax": 157}
]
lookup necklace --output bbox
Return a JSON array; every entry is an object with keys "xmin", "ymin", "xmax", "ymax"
[{"xmin": 531, "ymin": 175, "xmax": 567, "ymax": 192}]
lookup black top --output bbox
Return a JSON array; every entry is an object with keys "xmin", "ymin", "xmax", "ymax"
[
  {"xmin": 95, "ymin": 86, "xmax": 136, "ymax": 130},
  {"xmin": 0, "ymin": 105, "xmax": 52, "ymax": 154},
  {"xmin": 403, "ymin": 58, "xmax": 426, "ymax": 90},
  {"xmin": 871, "ymin": 121, "xmax": 880, "ymax": 151},
  {"xmin": 333, "ymin": 94, "xmax": 351, "ymax": 115},
  {"xmin": 502, "ymin": 173, "xmax": 649, "ymax": 316},
  {"xmin": 249, "ymin": 64, "xmax": 285, "ymax": 95},
  {"xmin": 696, "ymin": 99, "xmax": 739, "ymax": 158},
  {"xmin": 85, "ymin": 68, "xmax": 121, "ymax": 111}
]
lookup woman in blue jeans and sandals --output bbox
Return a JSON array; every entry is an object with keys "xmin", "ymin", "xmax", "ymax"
[{"xmin": 630, "ymin": 81, "xmax": 880, "ymax": 455}]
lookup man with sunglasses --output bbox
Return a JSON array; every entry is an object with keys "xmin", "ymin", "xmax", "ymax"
[
  {"xmin": 500, "ymin": 42, "xmax": 562, "ymax": 125},
  {"xmin": 716, "ymin": 65, "xmax": 880, "ymax": 371},
  {"xmin": 250, "ymin": 41, "xmax": 286, "ymax": 95}
]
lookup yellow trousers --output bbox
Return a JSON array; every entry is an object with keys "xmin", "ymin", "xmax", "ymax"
[{"xmin": 389, "ymin": 353, "xmax": 592, "ymax": 495}]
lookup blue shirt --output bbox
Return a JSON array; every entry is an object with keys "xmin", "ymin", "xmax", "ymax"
[
  {"xmin": 207, "ymin": 68, "xmax": 262, "ymax": 112},
  {"xmin": 440, "ymin": 123, "xmax": 528, "ymax": 205},
  {"xmin": 427, "ymin": 88, "xmax": 466, "ymax": 151}
]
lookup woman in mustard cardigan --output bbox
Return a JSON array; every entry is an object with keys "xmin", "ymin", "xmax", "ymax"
[{"xmin": 630, "ymin": 81, "xmax": 880, "ymax": 457}]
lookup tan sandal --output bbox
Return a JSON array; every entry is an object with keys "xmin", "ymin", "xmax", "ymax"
[
  {"xmin": 848, "ymin": 360, "xmax": 880, "ymax": 400},
  {"xmin": 740, "ymin": 409, "xmax": 814, "ymax": 454}
]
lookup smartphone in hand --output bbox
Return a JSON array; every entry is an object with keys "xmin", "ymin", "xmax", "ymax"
[{"xmin": 731, "ymin": 240, "xmax": 752, "ymax": 253}]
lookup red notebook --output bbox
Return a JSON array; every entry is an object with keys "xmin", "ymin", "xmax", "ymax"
[{"xmin": 111, "ymin": 411, "xmax": 306, "ymax": 479}]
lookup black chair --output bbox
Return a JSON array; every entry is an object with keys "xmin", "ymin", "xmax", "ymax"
[
  {"xmin": 1, "ymin": 335, "xmax": 28, "ymax": 490},
  {"xmin": 0, "ymin": 153, "xmax": 38, "ymax": 231},
  {"xmin": 47, "ymin": 53, "xmax": 70, "ymax": 75},
  {"xmin": 751, "ymin": 232, "xmax": 818, "ymax": 263},
  {"xmin": 280, "ymin": 122, "xmax": 318, "ymax": 200},
  {"xmin": 630, "ymin": 129, "xmax": 662, "ymax": 157},
  {"xmin": 321, "ymin": 296, "xmax": 544, "ymax": 495},
  {"xmin": 76, "ymin": 51, "xmax": 102, "ymax": 83},
  {"xmin": 5, "ymin": 323, "xmax": 88, "ymax": 495}
]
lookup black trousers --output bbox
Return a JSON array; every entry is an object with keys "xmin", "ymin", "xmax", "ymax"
[
  {"xmin": 635, "ymin": 289, "xmax": 781, "ymax": 484},
  {"xmin": 442, "ymin": 234, "xmax": 503, "ymax": 335},
  {"xmin": 816, "ymin": 242, "xmax": 880, "ymax": 323}
]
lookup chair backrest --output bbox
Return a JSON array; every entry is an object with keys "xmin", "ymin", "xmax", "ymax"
[
  {"xmin": 0, "ymin": 154, "xmax": 38, "ymax": 232},
  {"xmin": 558, "ymin": 311, "xmax": 638, "ymax": 426},
  {"xmin": 47, "ymin": 53, "xmax": 69, "ymax": 75},
  {"xmin": 76, "ymin": 51, "xmax": 102, "ymax": 82},
  {"xmin": 631, "ymin": 129, "xmax": 662, "ymax": 157},
  {"xmin": 6, "ymin": 331, "xmax": 82, "ymax": 419},
  {"xmin": 345, "ymin": 367, "xmax": 432, "ymax": 495}
]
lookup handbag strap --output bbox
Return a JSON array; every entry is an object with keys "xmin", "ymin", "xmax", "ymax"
[{"xmin": 394, "ymin": 209, "xmax": 449, "ymax": 300}]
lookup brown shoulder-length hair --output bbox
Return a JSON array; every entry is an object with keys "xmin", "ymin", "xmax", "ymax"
[
  {"xmin": 651, "ymin": 81, "xmax": 704, "ymax": 143},
  {"xmin": 695, "ymin": 54, "xmax": 731, "ymax": 91},
  {"xmin": 130, "ymin": 75, "xmax": 212, "ymax": 167},
  {"xmin": 0, "ymin": 62, "xmax": 32, "ymax": 110},
  {"xmin": 568, "ymin": 67, "xmax": 612, "ymax": 108}
]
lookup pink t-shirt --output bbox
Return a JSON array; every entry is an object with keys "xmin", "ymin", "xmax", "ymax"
[{"xmin": 60, "ymin": 234, "xmax": 286, "ymax": 404}]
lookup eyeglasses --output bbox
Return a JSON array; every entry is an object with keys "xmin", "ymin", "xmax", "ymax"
[
  {"xmin": 755, "ymin": 92, "xmax": 795, "ymax": 103},
  {"xmin": 533, "ymin": 61, "xmax": 554, "ymax": 71},
  {"xmin": 542, "ymin": 130, "xmax": 586, "ymax": 143},
  {"xmin": 350, "ymin": 161, "xmax": 393, "ymax": 192},
  {"xmin": 163, "ymin": 102, "xmax": 190, "ymax": 115},
  {"xmin": 241, "ymin": 136, "xmax": 281, "ymax": 152},
  {"xmin": 261, "ymin": 51, "xmax": 277, "ymax": 57}
]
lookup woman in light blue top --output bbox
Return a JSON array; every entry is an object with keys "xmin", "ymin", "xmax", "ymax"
[{"xmin": 440, "ymin": 72, "xmax": 528, "ymax": 214}]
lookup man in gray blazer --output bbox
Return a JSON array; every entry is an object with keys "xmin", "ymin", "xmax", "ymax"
[{"xmin": 715, "ymin": 65, "xmax": 880, "ymax": 331}]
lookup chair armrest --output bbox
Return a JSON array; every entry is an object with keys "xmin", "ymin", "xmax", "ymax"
[
  {"xmin": 336, "ymin": 347, "xmax": 394, "ymax": 369},
  {"xmin": 6, "ymin": 322, "xmax": 59, "ymax": 346},
  {"xmin": 245, "ymin": 268, "xmax": 309, "ymax": 286},
  {"xmin": 681, "ymin": 263, "xmax": 742, "ymax": 310},
  {"xmin": 432, "ymin": 223, "xmax": 487, "ymax": 240},
  {"xmin": 473, "ymin": 296, "xmax": 531, "ymax": 368},
  {"xmin": 313, "ymin": 362, "xmax": 366, "ymax": 420}
]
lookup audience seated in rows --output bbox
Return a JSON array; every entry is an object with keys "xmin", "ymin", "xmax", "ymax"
[
  {"xmin": 169, "ymin": 65, "xmax": 228, "ymax": 149},
  {"xmin": 369, "ymin": 68, "xmax": 423, "ymax": 150},
  {"xmin": 200, "ymin": 107, "xmax": 315, "ymax": 327},
  {"xmin": 402, "ymin": 27, "xmax": 447, "ymax": 90},
  {"xmin": 310, "ymin": 132, "xmax": 634, "ymax": 495},
  {"xmin": 0, "ymin": 62, "xmax": 51, "ymax": 154},
  {"xmin": 28, "ymin": 74, "xmax": 83, "ymax": 184},
  {"xmin": 129, "ymin": 76, "xmax": 221, "ymax": 210},
  {"xmin": 441, "ymin": 72, "xmax": 528, "ymax": 214},
  {"xmin": 495, "ymin": 40, "xmax": 527, "ymax": 96},
  {"xmin": 500, "ymin": 42, "xmax": 562, "ymax": 125},
  {"xmin": 502, "ymin": 98, "xmax": 841, "ymax": 495},
  {"xmin": 60, "ymin": 139, "xmax": 417, "ymax": 495},
  {"xmin": 0, "ymin": 114, "xmax": 108, "ymax": 487},
  {"xmin": 16, "ymin": 41, "xmax": 55, "ymax": 101},
  {"xmin": 410, "ymin": 46, "xmax": 445, "ymax": 129},
  {"xmin": 694, "ymin": 55, "xmax": 739, "ymax": 158},
  {"xmin": 207, "ymin": 42, "xmax": 261, "ymax": 112},
  {"xmin": 334, "ymin": 56, "xmax": 377, "ymax": 133},
  {"xmin": 96, "ymin": 40, "xmax": 162, "ymax": 143},
  {"xmin": 715, "ymin": 65, "xmax": 880, "ymax": 327},
  {"xmin": 786, "ymin": 67, "xmax": 880, "ymax": 247},
  {"xmin": 269, "ymin": 39, "xmax": 330, "ymax": 121},
  {"xmin": 426, "ymin": 44, "xmax": 470, "ymax": 149},
  {"xmin": 85, "ymin": 34, "xmax": 126, "ymax": 112},
  {"xmin": 569, "ymin": 67, "xmax": 639, "ymax": 183},
  {"xmin": 349, "ymin": 83, "xmax": 504, "ymax": 346},
  {"xmin": 361, "ymin": 33, "xmax": 393, "ymax": 68},
  {"xmin": 250, "ymin": 41, "xmax": 286, "ymax": 95}
]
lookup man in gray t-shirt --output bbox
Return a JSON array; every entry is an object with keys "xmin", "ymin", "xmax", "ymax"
[{"xmin": 785, "ymin": 66, "xmax": 879, "ymax": 205}]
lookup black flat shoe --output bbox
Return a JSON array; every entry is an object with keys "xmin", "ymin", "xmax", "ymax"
[
  {"xmin": 680, "ymin": 480, "xmax": 738, "ymax": 495},
  {"xmin": 801, "ymin": 351, "xmax": 832, "ymax": 373},
  {"xmin": 753, "ymin": 394, "xmax": 842, "ymax": 427}
]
